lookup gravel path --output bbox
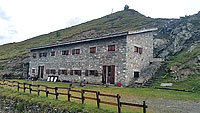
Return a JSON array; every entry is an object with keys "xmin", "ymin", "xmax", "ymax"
[{"xmin": 145, "ymin": 99, "xmax": 200, "ymax": 113}]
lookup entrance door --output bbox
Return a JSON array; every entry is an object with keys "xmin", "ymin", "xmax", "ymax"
[
  {"xmin": 102, "ymin": 65, "xmax": 115, "ymax": 84},
  {"xmin": 38, "ymin": 66, "xmax": 44, "ymax": 78}
]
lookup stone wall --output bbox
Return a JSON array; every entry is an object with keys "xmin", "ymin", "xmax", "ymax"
[
  {"xmin": 126, "ymin": 32, "xmax": 154, "ymax": 86},
  {"xmin": 29, "ymin": 36, "xmax": 127, "ymax": 85}
]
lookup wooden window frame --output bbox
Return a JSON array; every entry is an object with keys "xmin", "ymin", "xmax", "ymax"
[
  {"xmin": 51, "ymin": 51, "xmax": 55, "ymax": 56},
  {"xmin": 76, "ymin": 49, "xmax": 80, "ymax": 54},
  {"xmin": 32, "ymin": 53, "xmax": 37, "ymax": 58},
  {"xmin": 32, "ymin": 69, "xmax": 35, "ymax": 73},
  {"xmin": 108, "ymin": 45, "xmax": 115, "ymax": 51},
  {"xmin": 90, "ymin": 47, "xmax": 96, "ymax": 53},
  {"xmin": 70, "ymin": 70, "xmax": 73, "ymax": 75},
  {"xmin": 46, "ymin": 69, "xmax": 50, "ymax": 74}
]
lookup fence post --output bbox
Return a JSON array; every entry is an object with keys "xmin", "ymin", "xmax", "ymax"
[
  {"xmin": 81, "ymin": 89, "xmax": 85, "ymax": 104},
  {"xmin": 45, "ymin": 86, "xmax": 48, "ymax": 97},
  {"xmin": 117, "ymin": 94, "xmax": 121, "ymax": 113},
  {"xmin": 96, "ymin": 91, "xmax": 100, "ymax": 108},
  {"xmin": 37, "ymin": 85, "xmax": 40, "ymax": 96},
  {"xmin": 55, "ymin": 87, "xmax": 58, "ymax": 100},
  {"xmin": 29, "ymin": 84, "xmax": 32, "ymax": 94},
  {"xmin": 67, "ymin": 88, "xmax": 71, "ymax": 101},
  {"xmin": 17, "ymin": 82, "xmax": 19, "ymax": 91},
  {"xmin": 23, "ymin": 82, "xmax": 26, "ymax": 92},
  {"xmin": 143, "ymin": 101, "xmax": 147, "ymax": 113}
]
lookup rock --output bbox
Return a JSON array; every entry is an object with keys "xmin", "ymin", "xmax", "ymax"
[{"xmin": 160, "ymin": 83, "xmax": 173, "ymax": 87}]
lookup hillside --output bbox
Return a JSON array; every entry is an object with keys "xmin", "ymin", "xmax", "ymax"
[
  {"xmin": 0, "ymin": 9, "xmax": 171, "ymax": 76},
  {"xmin": 0, "ymin": 9, "xmax": 200, "ymax": 80}
]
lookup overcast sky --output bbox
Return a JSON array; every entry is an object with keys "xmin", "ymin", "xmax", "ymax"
[{"xmin": 0, "ymin": 0, "xmax": 199, "ymax": 45}]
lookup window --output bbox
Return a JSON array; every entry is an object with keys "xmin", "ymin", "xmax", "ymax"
[
  {"xmin": 86, "ymin": 70, "xmax": 98, "ymax": 76},
  {"xmin": 62, "ymin": 50, "xmax": 69, "ymax": 55},
  {"xmin": 74, "ymin": 70, "xmax": 81, "ymax": 76},
  {"xmin": 46, "ymin": 69, "xmax": 50, "ymax": 74},
  {"xmin": 58, "ymin": 69, "xmax": 67, "ymax": 75},
  {"xmin": 50, "ymin": 69, "xmax": 56, "ymax": 74},
  {"xmin": 51, "ymin": 51, "xmax": 55, "ymax": 56},
  {"xmin": 32, "ymin": 69, "xmax": 35, "ymax": 73},
  {"xmin": 108, "ymin": 45, "xmax": 115, "ymax": 51},
  {"xmin": 134, "ymin": 72, "xmax": 139, "ymax": 78},
  {"xmin": 76, "ymin": 49, "xmax": 80, "ymax": 54},
  {"xmin": 90, "ymin": 47, "xmax": 96, "ymax": 53},
  {"xmin": 134, "ymin": 46, "xmax": 143, "ymax": 54},
  {"xmin": 43, "ymin": 52, "xmax": 47, "ymax": 57},
  {"xmin": 72, "ymin": 49, "xmax": 80, "ymax": 55},
  {"xmin": 32, "ymin": 53, "xmax": 36, "ymax": 58}
]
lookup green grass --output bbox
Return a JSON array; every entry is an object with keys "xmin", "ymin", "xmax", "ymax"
[
  {"xmin": 167, "ymin": 44, "xmax": 200, "ymax": 68},
  {"xmin": 1, "ymin": 79, "xmax": 200, "ymax": 113}
]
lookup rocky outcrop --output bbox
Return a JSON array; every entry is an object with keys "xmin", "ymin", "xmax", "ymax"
[{"xmin": 154, "ymin": 20, "xmax": 200, "ymax": 58}]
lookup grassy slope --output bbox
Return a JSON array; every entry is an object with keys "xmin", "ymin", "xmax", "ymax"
[
  {"xmin": 1, "ymin": 80, "xmax": 200, "ymax": 113},
  {"xmin": 0, "ymin": 9, "xmax": 167, "ymax": 60},
  {"xmin": 153, "ymin": 44, "xmax": 200, "ymax": 91}
]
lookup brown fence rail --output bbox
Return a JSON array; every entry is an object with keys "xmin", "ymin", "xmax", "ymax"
[{"xmin": 0, "ymin": 80, "xmax": 148, "ymax": 113}]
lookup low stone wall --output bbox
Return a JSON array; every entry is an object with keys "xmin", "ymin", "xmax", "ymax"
[{"xmin": 0, "ymin": 97, "xmax": 69, "ymax": 113}]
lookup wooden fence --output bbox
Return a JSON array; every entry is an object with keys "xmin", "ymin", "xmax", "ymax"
[{"xmin": 0, "ymin": 80, "xmax": 148, "ymax": 113}]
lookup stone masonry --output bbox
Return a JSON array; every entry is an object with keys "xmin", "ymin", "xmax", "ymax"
[{"xmin": 29, "ymin": 28, "xmax": 157, "ymax": 86}]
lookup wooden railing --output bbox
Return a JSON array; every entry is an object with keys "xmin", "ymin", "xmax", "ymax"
[{"xmin": 0, "ymin": 80, "xmax": 148, "ymax": 113}]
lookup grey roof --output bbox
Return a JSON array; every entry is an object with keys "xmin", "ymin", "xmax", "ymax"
[{"xmin": 28, "ymin": 28, "xmax": 157, "ymax": 51}]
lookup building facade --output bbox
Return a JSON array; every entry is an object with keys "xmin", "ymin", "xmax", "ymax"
[{"xmin": 29, "ymin": 29, "xmax": 156, "ymax": 86}]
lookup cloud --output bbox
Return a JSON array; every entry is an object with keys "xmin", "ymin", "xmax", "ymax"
[
  {"xmin": 67, "ymin": 17, "xmax": 81, "ymax": 27},
  {"xmin": 0, "ymin": 7, "xmax": 10, "ymax": 20}
]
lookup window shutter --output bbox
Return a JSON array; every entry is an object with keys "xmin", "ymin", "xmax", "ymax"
[
  {"xmin": 94, "ymin": 70, "xmax": 98, "ymax": 76},
  {"xmin": 85, "ymin": 70, "xmax": 88, "ymax": 76},
  {"xmin": 46, "ymin": 69, "xmax": 49, "ymax": 74},
  {"xmin": 64, "ymin": 70, "xmax": 67, "ymax": 75},
  {"xmin": 134, "ymin": 46, "xmax": 138, "ymax": 52},
  {"xmin": 78, "ymin": 70, "xmax": 82, "ymax": 76},
  {"xmin": 58, "ymin": 70, "xmax": 61, "ymax": 75},
  {"xmin": 70, "ymin": 70, "xmax": 73, "ymax": 75},
  {"xmin": 139, "ymin": 48, "xmax": 143, "ymax": 54}
]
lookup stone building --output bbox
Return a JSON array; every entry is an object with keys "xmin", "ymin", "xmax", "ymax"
[{"xmin": 28, "ymin": 28, "xmax": 157, "ymax": 86}]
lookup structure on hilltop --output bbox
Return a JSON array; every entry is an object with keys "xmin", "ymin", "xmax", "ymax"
[{"xmin": 28, "ymin": 28, "xmax": 157, "ymax": 86}]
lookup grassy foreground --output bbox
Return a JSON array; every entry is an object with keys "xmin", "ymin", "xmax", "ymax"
[{"xmin": 1, "ymin": 79, "xmax": 200, "ymax": 113}]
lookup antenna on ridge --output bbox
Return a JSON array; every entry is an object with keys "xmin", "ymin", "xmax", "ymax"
[{"xmin": 111, "ymin": 8, "xmax": 113, "ymax": 14}]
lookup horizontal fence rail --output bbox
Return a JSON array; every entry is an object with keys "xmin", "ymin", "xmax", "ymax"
[{"xmin": 0, "ymin": 80, "xmax": 148, "ymax": 113}]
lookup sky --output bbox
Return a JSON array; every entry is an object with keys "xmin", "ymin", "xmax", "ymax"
[{"xmin": 0, "ymin": 0, "xmax": 199, "ymax": 45}]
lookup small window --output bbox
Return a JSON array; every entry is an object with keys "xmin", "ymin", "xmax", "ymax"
[
  {"xmin": 108, "ymin": 45, "xmax": 115, "ymax": 51},
  {"xmin": 58, "ymin": 70, "xmax": 61, "ymax": 75},
  {"xmin": 50, "ymin": 69, "xmax": 56, "ymax": 74},
  {"xmin": 62, "ymin": 51, "xmax": 66, "ymax": 55},
  {"xmin": 89, "ymin": 70, "xmax": 98, "ymax": 76},
  {"xmin": 51, "ymin": 51, "xmax": 55, "ymax": 56},
  {"xmin": 46, "ymin": 69, "xmax": 50, "ymax": 74},
  {"xmin": 66, "ymin": 50, "xmax": 69, "ymax": 55},
  {"xmin": 32, "ymin": 53, "xmax": 36, "ymax": 58},
  {"xmin": 134, "ymin": 72, "xmax": 139, "ymax": 78},
  {"xmin": 76, "ymin": 49, "xmax": 80, "ymax": 54},
  {"xmin": 90, "ymin": 47, "xmax": 96, "ymax": 53},
  {"xmin": 32, "ymin": 69, "xmax": 35, "ymax": 73},
  {"xmin": 43, "ymin": 52, "xmax": 47, "ymax": 57},
  {"xmin": 134, "ymin": 46, "xmax": 143, "ymax": 54}
]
